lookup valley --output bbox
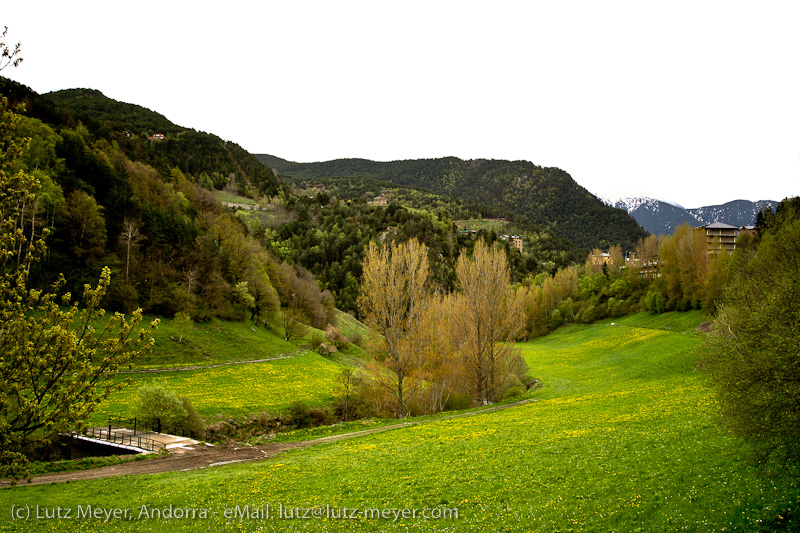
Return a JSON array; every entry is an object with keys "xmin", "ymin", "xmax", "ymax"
[{"xmin": 2, "ymin": 312, "xmax": 797, "ymax": 531}]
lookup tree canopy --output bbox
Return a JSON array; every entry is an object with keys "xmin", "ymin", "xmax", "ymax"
[
  {"xmin": 703, "ymin": 198, "xmax": 800, "ymax": 466},
  {"xmin": 0, "ymin": 94, "xmax": 158, "ymax": 483}
]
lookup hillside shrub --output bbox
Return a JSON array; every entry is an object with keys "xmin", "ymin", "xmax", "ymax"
[
  {"xmin": 135, "ymin": 383, "xmax": 187, "ymax": 428},
  {"xmin": 503, "ymin": 385, "xmax": 525, "ymax": 400},
  {"xmin": 288, "ymin": 401, "xmax": 313, "ymax": 428},
  {"xmin": 325, "ymin": 325, "xmax": 349, "ymax": 350},
  {"xmin": 180, "ymin": 396, "xmax": 205, "ymax": 433},
  {"xmin": 309, "ymin": 332, "xmax": 326, "ymax": 351},
  {"xmin": 347, "ymin": 331, "xmax": 364, "ymax": 348},
  {"xmin": 443, "ymin": 392, "xmax": 472, "ymax": 411}
]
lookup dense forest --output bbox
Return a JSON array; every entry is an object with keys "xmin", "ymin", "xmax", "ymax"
[
  {"xmin": 0, "ymin": 78, "xmax": 330, "ymax": 328},
  {"xmin": 2, "ymin": 75, "xmax": 781, "ymax": 340},
  {"xmin": 258, "ymin": 154, "xmax": 649, "ymax": 251},
  {"xmin": 0, "ymin": 78, "xmax": 587, "ymax": 320}
]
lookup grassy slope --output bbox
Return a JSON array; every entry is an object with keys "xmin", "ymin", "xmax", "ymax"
[
  {"xmin": 134, "ymin": 316, "xmax": 298, "ymax": 369},
  {"xmin": 92, "ymin": 353, "xmax": 344, "ymax": 425},
  {"xmin": 89, "ymin": 310, "xmax": 375, "ymax": 425},
  {"xmin": 3, "ymin": 312, "xmax": 799, "ymax": 532},
  {"xmin": 211, "ymin": 190, "xmax": 258, "ymax": 205}
]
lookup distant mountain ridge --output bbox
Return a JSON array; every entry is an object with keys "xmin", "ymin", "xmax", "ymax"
[
  {"xmin": 613, "ymin": 197, "xmax": 778, "ymax": 235},
  {"xmin": 258, "ymin": 154, "xmax": 648, "ymax": 251},
  {"xmin": 688, "ymin": 199, "xmax": 778, "ymax": 226}
]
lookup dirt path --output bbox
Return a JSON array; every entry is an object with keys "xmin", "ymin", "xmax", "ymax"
[
  {"xmin": 119, "ymin": 350, "xmax": 307, "ymax": 374},
  {"xmin": 1, "ymin": 399, "xmax": 537, "ymax": 487}
]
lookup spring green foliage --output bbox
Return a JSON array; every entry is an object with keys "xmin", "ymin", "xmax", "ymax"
[
  {"xmin": 286, "ymin": 174, "xmax": 583, "ymax": 261},
  {"xmin": 135, "ymin": 382, "xmax": 187, "ymax": 428},
  {"xmin": 703, "ymin": 198, "xmax": 800, "ymax": 465},
  {"xmin": 44, "ymin": 88, "xmax": 284, "ymax": 198},
  {"xmin": 0, "ymin": 94, "xmax": 158, "ymax": 483},
  {"xmin": 4, "ymin": 313, "xmax": 798, "ymax": 531},
  {"xmin": 259, "ymin": 154, "xmax": 648, "ymax": 251},
  {"xmin": 0, "ymin": 77, "xmax": 336, "ymax": 328}
]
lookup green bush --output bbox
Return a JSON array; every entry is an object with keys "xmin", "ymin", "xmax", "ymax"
[
  {"xmin": 135, "ymin": 382, "xmax": 187, "ymax": 428},
  {"xmin": 288, "ymin": 401, "xmax": 313, "ymax": 428},
  {"xmin": 309, "ymin": 332, "xmax": 326, "ymax": 350},
  {"xmin": 503, "ymin": 386, "xmax": 525, "ymax": 400},
  {"xmin": 645, "ymin": 291, "xmax": 666, "ymax": 314},
  {"xmin": 443, "ymin": 392, "xmax": 472, "ymax": 411},
  {"xmin": 347, "ymin": 331, "xmax": 364, "ymax": 348},
  {"xmin": 180, "ymin": 396, "xmax": 205, "ymax": 433}
]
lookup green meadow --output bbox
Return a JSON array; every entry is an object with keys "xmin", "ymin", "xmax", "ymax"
[
  {"xmin": 129, "ymin": 316, "xmax": 297, "ymax": 369},
  {"xmin": 91, "ymin": 353, "xmax": 345, "ymax": 425},
  {"xmin": 88, "ymin": 310, "xmax": 371, "ymax": 425},
  {"xmin": 2, "ymin": 312, "xmax": 798, "ymax": 532}
]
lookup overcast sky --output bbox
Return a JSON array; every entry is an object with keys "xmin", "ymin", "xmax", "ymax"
[{"xmin": 4, "ymin": 1, "xmax": 799, "ymax": 207}]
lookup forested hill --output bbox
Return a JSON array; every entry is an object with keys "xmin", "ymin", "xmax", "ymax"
[
  {"xmin": 5, "ymin": 83, "xmax": 285, "ymax": 198},
  {"xmin": 0, "ymin": 77, "xmax": 575, "ymax": 320},
  {"xmin": 258, "ymin": 154, "xmax": 648, "ymax": 251}
]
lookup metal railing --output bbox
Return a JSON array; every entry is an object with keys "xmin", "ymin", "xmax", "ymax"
[
  {"xmin": 106, "ymin": 416, "xmax": 223, "ymax": 443},
  {"xmin": 81, "ymin": 427, "xmax": 166, "ymax": 453}
]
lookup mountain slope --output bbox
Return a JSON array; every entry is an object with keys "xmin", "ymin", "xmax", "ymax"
[
  {"xmin": 45, "ymin": 88, "xmax": 183, "ymax": 135},
  {"xmin": 614, "ymin": 196, "xmax": 778, "ymax": 235},
  {"xmin": 44, "ymin": 88, "xmax": 285, "ymax": 198},
  {"xmin": 258, "ymin": 155, "xmax": 648, "ymax": 251},
  {"xmin": 614, "ymin": 197, "xmax": 701, "ymax": 235},
  {"xmin": 689, "ymin": 199, "xmax": 778, "ymax": 227}
]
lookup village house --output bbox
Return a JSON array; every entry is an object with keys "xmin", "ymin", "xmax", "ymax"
[
  {"xmin": 589, "ymin": 251, "xmax": 611, "ymax": 267},
  {"xmin": 500, "ymin": 234, "xmax": 524, "ymax": 252}
]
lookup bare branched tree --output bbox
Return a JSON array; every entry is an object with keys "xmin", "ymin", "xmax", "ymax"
[
  {"xmin": 452, "ymin": 239, "xmax": 524, "ymax": 404},
  {"xmin": 0, "ymin": 26, "xmax": 23, "ymax": 71},
  {"xmin": 358, "ymin": 238, "xmax": 430, "ymax": 418}
]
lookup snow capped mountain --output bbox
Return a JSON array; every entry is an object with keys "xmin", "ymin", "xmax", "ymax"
[
  {"xmin": 688, "ymin": 200, "xmax": 779, "ymax": 227},
  {"xmin": 614, "ymin": 197, "xmax": 700, "ymax": 236},
  {"xmin": 616, "ymin": 196, "xmax": 669, "ymax": 213},
  {"xmin": 612, "ymin": 197, "xmax": 777, "ymax": 236}
]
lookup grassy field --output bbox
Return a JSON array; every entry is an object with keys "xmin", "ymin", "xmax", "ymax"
[
  {"xmin": 88, "ymin": 311, "xmax": 372, "ymax": 425},
  {"xmin": 455, "ymin": 218, "xmax": 509, "ymax": 233},
  {"xmin": 3, "ymin": 312, "xmax": 798, "ymax": 531},
  {"xmin": 134, "ymin": 315, "xmax": 299, "ymax": 369},
  {"xmin": 91, "ymin": 352, "xmax": 345, "ymax": 425},
  {"xmin": 212, "ymin": 190, "xmax": 258, "ymax": 205}
]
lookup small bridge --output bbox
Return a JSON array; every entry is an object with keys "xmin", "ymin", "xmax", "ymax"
[
  {"xmin": 69, "ymin": 427, "xmax": 169, "ymax": 453},
  {"xmin": 65, "ymin": 425, "xmax": 201, "ymax": 455}
]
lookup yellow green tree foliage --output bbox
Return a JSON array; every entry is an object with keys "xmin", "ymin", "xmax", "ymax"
[
  {"xmin": 656, "ymin": 223, "xmax": 730, "ymax": 311},
  {"xmin": 359, "ymin": 238, "xmax": 529, "ymax": 413},
  {"xmin": 0, "ymin": 96, "xmax": 158, "ymax": 483},
  {"xmin": 703, "ymin": 200, "xmax": 800, "ymax": 466},
  {"xmin": 452, "ymin": 240, "xmax": 525, "ymax": 403},
  {"xmin": 358, "ymin": 238, "xmax": 430, "ymax": 417}
]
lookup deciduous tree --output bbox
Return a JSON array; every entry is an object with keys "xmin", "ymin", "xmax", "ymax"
[
  {"xmin": 703, "ymin": 201, "xmax": 800, "ymax": 466},
  {"xmin": 0, "ymin": 95, "xmax": 157, "ymax": 483},
  {"xmin": 452, "ymin": 239, "xmax": 525, "ymax": 403},
  {"xmin": 60, "ymin": 189, "xmax": 107, "ymax": 267},
  {"xmin": 358, "ymin": 238, "xmax": 430, "ymax": 417},
  {"xmin": 119, "ymin": 217, "xmax": 141, "ymax": 283}
]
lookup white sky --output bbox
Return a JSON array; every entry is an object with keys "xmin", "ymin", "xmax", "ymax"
[{"xmin": 3, "ymin": 1, "xmax": 800, "ymax": 208}]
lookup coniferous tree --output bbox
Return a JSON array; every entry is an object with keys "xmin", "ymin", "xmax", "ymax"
[{"xmin": 0, "ymin": 95, "xmax": 158, "ymax": 483}]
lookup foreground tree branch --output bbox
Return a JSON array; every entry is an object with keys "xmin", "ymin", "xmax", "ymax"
[{"xmin": 0, "ymin": 95, "xmax": 158, "ymax": 484}]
